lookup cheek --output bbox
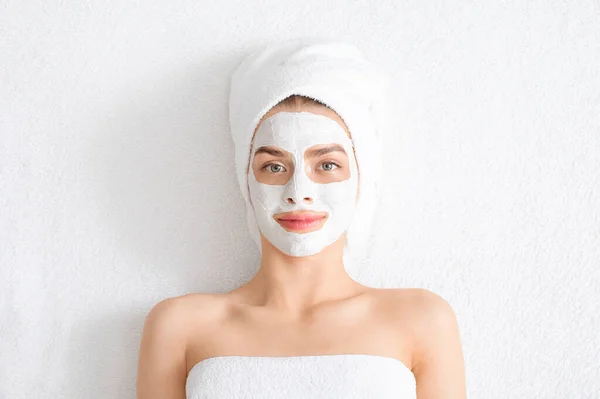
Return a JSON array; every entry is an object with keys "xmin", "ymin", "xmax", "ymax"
[
  {"xmin": 249, "ymin": 174, "xmax": 285, "ymax": 208},
  {"xmin": 254, "ymin": 168, "xmax": 292, "ymax": 186},
  {"xmin": 315, "ymin": 178, "xmax": 358, "ymax": 206}
]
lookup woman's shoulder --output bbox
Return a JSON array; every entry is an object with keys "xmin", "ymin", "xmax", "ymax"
[
  {"xmin": 144, "ymin": 292, "xmax": 228, "ymax": 325},
  {"xmin": 142, "ymin": 294, "xmax": 227, "ymax": 338},
  {"xmin": 375, "ymin": 287, "xmax": 456, "ymax": 314},
  {"xmin": 373, "ymin": 287, "xmax": 461, "ymax": 367},
  {"xmin": 404, "ymin": 288, "xmax": 458, "ymax": 324},
  {"xmin": 373, "ymin": 287, "xmax": 459, "ymax": 339}
]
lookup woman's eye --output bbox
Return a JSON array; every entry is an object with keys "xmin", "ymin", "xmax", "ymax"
[
  {"xmin": 265, "ymin": 163, "xmax": 286, "ymax": 173},
  {"xmin": 321, "ymin": 162, "xmax": 340, "ymax": 172}
]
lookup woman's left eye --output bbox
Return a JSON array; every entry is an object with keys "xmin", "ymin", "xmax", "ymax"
[{"xmin": 320, "ymin": 162, "xmax": 340, "ymax": 171}]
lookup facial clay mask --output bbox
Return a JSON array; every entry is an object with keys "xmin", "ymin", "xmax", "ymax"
[{"xmin": 248, "ymin": 111, "xmax": 358, "ymax": 257}]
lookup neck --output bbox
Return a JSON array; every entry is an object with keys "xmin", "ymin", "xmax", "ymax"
[{"xmin": 240, "ymin": 234, "xmax": 365, "ymax": 318}]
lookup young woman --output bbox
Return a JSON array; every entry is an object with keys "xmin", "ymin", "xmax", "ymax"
[{"xmin": 137, "ymin": 39, "xmax": 466, "ymax": 399}]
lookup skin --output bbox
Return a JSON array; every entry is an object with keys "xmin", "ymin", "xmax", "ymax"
[{"xmin": 136, "ymin": 104, "xmax": 467, "ymax": 399}]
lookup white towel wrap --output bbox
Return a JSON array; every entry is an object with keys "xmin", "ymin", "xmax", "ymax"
[{"xmin": 229, "ymin": 36, "xmax": 390, "ymax": 263}]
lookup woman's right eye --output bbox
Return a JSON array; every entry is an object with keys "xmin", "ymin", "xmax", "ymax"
[{"xmin": 264, "ymin": 163, "xmax": 286, "ymax": 173}]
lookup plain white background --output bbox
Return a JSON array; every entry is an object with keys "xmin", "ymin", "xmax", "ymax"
[{"xmin": 1, "ymin": 1, "xmax": 599, "ymax": 398}]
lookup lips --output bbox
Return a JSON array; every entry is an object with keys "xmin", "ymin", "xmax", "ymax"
[{"xmin": 275, "ymin": 211, "xmax": 327, "ymax": 232}]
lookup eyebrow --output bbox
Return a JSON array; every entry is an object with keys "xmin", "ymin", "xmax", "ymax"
[
  {"xmin": 305, "ymin": 144, "xmax": 347, "ymax": 158},
  {"xmin": 254, "ymin": 146, "xmax": 285, "ymax": 157}
]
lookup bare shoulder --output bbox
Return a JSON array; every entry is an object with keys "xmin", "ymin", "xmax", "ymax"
[
  {"xmin": 142, "ymin": 293, "xmax": 226, "ymax": 334},
  {"xmin": 378, "ymin": 288, "xmax": 460, "ymax": 344},
  {"xmin": 408, "ymin": 288, "xmax": 457, "ymax": 323},
  {"xmin": 137, "ymin": 293, "xmax": 227, "ymax": 398},
  {"xmin": 136, "ymin": 295, "xmax": 190, "ymax": 398},
  {"xmin": 374, "ymin": 287, "xmax": 457, "ymax": 321},
  {"xmin": 143, "ymin": 294, "xmax": 198, "ymax": 328},
  {"xmin": 384, "ymin": 288, "xmax": 466, "ymax": 398},
  {"xmin": 370, "ymin": 287, "xmax": 453, "ymax": 314},
  {"xmin": 139, "ymin": 293, "xmax": 220, "ymax": 364}
]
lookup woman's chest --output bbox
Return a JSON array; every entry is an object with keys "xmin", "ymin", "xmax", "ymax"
[
  {"xmin": 185, "ymin": 354, "xmax": 417, "ymax": 399},
  {"xmin": 186, "ymin": 309, "xmax": 414, "ymax": 376}
]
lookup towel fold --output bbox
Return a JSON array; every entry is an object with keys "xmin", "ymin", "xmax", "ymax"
[{"xmin": 228, "ymin": 36, "xmax": 390, "ymax": 262}]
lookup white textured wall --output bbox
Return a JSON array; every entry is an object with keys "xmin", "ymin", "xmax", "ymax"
[{"xmin": 1, "ymin": 1, "xmax": 599, "ymax": 398}]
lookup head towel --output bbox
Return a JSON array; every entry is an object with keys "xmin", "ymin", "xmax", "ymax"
[{"xmin": 229, "ymin": 36, "xmax": 390, "ymax": 263}]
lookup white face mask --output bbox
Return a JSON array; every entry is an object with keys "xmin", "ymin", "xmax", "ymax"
[{"xmin": 248, "ymin": 111, "xmax": 358, "ymax": 257}]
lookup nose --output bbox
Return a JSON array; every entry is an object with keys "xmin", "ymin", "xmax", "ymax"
[
  {"xmin": 285, "ymin": 196, "xmax": 313, "ymax": 205},
  {"xmin": 282, "ymin": 161, "xmax": 316, "ymax": 206}
]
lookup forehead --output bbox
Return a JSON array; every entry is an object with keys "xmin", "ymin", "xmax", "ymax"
[{"xmin": 252, "ymin": 112, "xmax": 353, "ymax": 153}]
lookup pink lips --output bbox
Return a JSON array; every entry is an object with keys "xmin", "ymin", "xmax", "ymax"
[{"xmin": 275, "ymin": 212, "xmax": 327, "ymax": 232}]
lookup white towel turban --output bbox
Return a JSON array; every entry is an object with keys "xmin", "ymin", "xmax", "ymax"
[{"xmin": 228, "ymin": 37, "xmax": 390, "ymax": 263}]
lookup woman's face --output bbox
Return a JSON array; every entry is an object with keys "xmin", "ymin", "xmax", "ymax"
[{"xmin": 246, "ymin": 105, "xmax": 359, "ymax": 257}]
